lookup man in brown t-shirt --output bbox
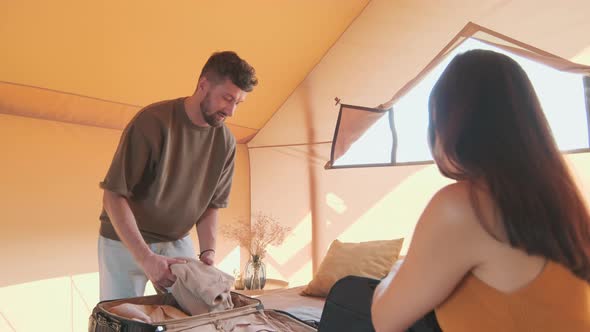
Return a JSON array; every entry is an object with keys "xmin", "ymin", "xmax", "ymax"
[{"xmin": 98, "ymin": 51, "xmax": 258, "ymax": 301}]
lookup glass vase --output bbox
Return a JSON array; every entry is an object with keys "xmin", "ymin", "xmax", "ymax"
[{"xmin": 244, "ymin": 255, "xmax": 266, "ymax": 290}]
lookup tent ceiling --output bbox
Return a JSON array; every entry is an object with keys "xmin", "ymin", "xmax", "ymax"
[{"xmin": 0, "ymin": 1, "xmax": 369, "ymax": 140}]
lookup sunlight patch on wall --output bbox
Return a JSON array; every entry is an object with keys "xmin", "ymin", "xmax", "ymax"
[
  {"xmin": 265, "ymin": 258, "xmax": 313, "ymax": 287},
  {"xmin": 70, "ymin": 272, "xmax": 99, "ymax": 311},
  {"xmin": 326, "ymin": 192, "xmax": 347, "ymax": 214},
  {"xmin": 72, "ymin": 283, "xmax": 90, "ymax": 330},
  {"xmin": 286, "ymin": 261, "xmax": 313, "ymax": 287},
  {"xmin": 264, "ymin": 263, "xmax": 283, "ymax": 281},
  {"xmin": 573, "ymin": 45, "xmax": 590, "ymax": 65},
  {"xmin": 0, "ymin": 277, "xmax": 74, "ymax": 331},
  {"xmin": 337, "ymin": 165, "xmax": 452, "ymax": 254},
  {"xmin": 0, "ymin": 312, "xmax": 16, "ymax": 332},
  {"xmin": 268, "ymin": 213, "xmax": 312, "ymax": 266},
  {"xmin": 217, "ymin": 245, "xmax": 241, "ymax": 277}
]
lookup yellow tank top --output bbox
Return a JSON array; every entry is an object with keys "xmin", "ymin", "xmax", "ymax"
[{"xmin": 435, "ymin": 261, "xmax": 590, "ymax": 331}]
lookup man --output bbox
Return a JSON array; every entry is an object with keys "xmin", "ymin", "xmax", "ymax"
[{"xmin": 98, "ymin": 51, "xmax": 258, "ymax": 301}]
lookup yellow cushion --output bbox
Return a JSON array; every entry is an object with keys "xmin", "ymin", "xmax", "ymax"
[{"xmin": 302, "ymin": 238, "xmax": 404, "ymax": 297}]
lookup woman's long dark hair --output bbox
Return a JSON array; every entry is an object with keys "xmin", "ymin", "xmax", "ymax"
[{"xmin": 428, "ymin": 49, "xmax": 590, "ymax": 281}]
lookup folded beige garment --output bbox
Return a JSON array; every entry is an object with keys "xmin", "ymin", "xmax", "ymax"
[
  {"xmin": 170, "ymin": 258, "xmax": 235, "ymax": 315},
  {"xmin": 110, "ymin": 303, "xmax": 189, "ymax": 323}
]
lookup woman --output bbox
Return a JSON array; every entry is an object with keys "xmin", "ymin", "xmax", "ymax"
[{"xmin": 371, "ymin": 50, "xmax": 590, "ymax": 331}]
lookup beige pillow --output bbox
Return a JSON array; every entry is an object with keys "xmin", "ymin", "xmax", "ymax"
[{"xmin": 302, "ymin": 238, "xmax": 404, "ymax": 297}]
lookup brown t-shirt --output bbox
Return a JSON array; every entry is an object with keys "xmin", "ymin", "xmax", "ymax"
[{"xmin": 99, "ymin": 97, "xmax": 236, "ymax": 243}]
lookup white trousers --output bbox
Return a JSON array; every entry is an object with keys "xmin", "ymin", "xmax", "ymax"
[{"xmin": 98, "ymin": 235, "xmax": 196, "ymax": 301}]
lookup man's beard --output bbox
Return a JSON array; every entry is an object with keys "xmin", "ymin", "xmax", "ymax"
[{"xmin": 200, "ymin": 93, "xmax": 225, "ymax": 127}]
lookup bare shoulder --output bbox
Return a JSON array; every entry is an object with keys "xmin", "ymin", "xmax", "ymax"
[
  {"xmin": 424, "ymin": 182, "xmax": 480, "ymax": 228},
  {"xmin": 415, "ymin": 182, "xmax": 492, "ymax": 259}
]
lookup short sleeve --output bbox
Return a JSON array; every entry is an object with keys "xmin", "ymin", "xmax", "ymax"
[
  {"xmin": 99, "ymin": 122, "xmax": 154, "ymax": 198},
  {"xmin": 208, "ymin": 144, "xmax": 236, "ymax": 208}
]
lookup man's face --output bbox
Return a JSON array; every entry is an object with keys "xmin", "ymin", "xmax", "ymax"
[{"xmin": 200, "ymin": 79, "xmax": 248, "ymax": 127}]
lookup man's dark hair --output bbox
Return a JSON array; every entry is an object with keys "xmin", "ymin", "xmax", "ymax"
[{"xmin": 200, "ymin": 51, "xmax": 258, "ymax": 92}]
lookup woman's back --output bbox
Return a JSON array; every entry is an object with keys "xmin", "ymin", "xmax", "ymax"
[
  {"xmin": 435, "ymin": 183, "xmax": 590, "ymax": 331},
  {"xmin": 436, "ymin": 260, "xmax": 590, "ymax": 331},
  {"xmin": 463, "ymin": 184, "xmax": 547, "ymax": 294}
]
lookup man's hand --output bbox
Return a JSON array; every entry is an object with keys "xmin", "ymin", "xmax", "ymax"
[
  {"xmin": 139, "ymin": 253, "xmax": 186, "ymax": 291},
  {"xmin": 199, "ymin": 250, "xmax": 215, "ymax": 266}
]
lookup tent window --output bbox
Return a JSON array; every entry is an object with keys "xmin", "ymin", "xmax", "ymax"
[
  {"xmin": 329, "ymin": 38, "xmax": 590, "ymax": 168},
  {"xmin": 330, "ymin": 106, "xmax": 396, "ymax": 167}
]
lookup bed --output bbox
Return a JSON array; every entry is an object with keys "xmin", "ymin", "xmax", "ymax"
[
  {"xmin": 245, "ymin": 238, "xmax": 405, "ymax": 326},
  {"xmin": 256, "ymin": 286, "xmax": 326, "ymax": 325}
]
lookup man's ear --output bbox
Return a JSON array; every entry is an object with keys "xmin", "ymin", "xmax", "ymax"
[{"xmin": 197, "ymin": 76, "xmax": 209, "ymax": 92}]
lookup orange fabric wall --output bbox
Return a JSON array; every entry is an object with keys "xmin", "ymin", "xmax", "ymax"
[
  {"xmin": 0, "ymin": 1, "xmax": 369, "ymax": 131},
  {"xmin": 0, "ymin": 114, "xmax": 118, "ymax": 287},
  {"xmin": 248, "ymin": 145, "xmax": 315, "ymax": 286}
]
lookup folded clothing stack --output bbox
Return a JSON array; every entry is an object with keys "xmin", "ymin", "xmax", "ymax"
[{"xmin": 170, "ymin": 258, "xmax": 235, "ymax": 315}]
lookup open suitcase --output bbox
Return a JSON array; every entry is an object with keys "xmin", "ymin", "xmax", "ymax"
[{"xmin": 89, "ymin": 292, "xmax": 317, "ymax": 332}]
